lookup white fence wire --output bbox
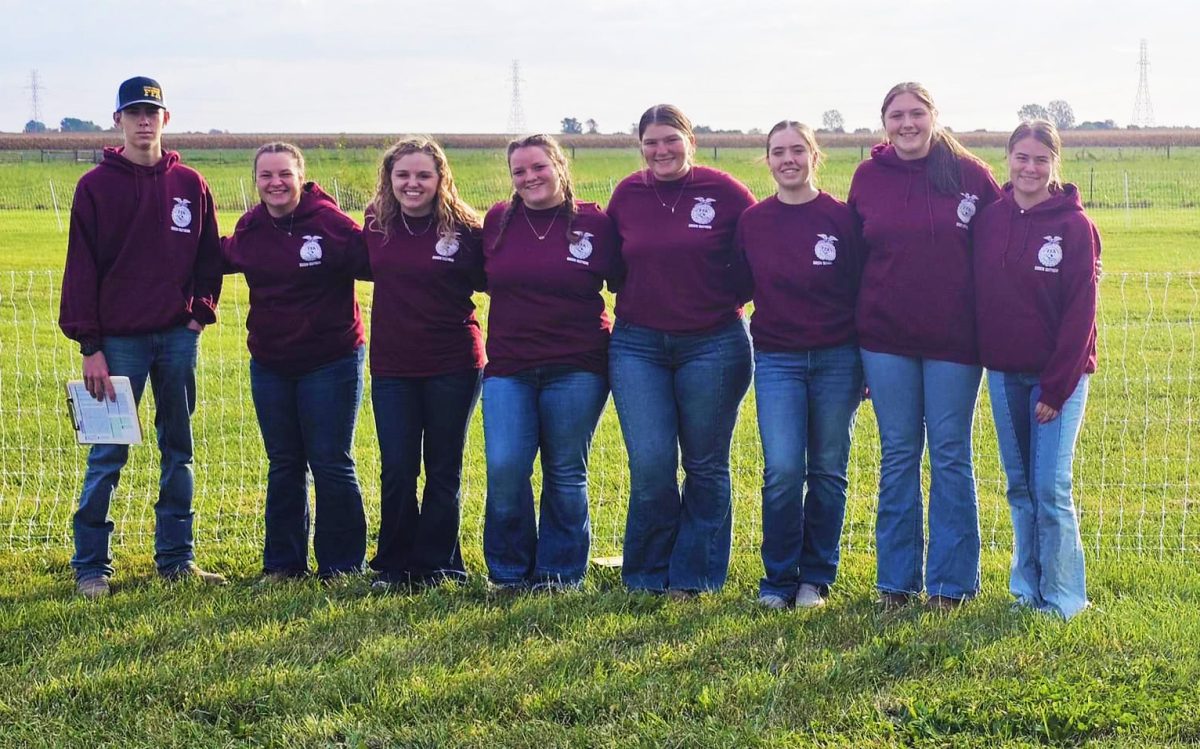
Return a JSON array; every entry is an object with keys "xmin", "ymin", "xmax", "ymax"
[{"xmin": 1, "ymin": 270, "xmax": 1197, "ymax": 558}]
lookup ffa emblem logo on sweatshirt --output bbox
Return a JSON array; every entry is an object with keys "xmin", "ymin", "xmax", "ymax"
[
  {"xmin": 955, "ymin": 193, "xmax": 979, "ymax": 228},
  {"xmin": 568, "ymin": 232, "xmax": 594, "ymax": 265},
  {"xmin": 170, "ymin": 198, "xmax": 192, "ymax": 233},
  {"xmin": 299, "ymin": 235, "xmax": 323, "ymax": 266},
  {"xmin": 689, "ymin": 197, "xmax": 716, "ymax": 229},
  {"xmin": 434, "ymin": 232, "xmax": 460, "ymax": 261},
  {"xmin": 813, "ymin": 234, "xmax": 838, "ymax": 265},
  {"xmin": 1036, "ymin": 236, "xmax": 1063, "ymax": 273}
]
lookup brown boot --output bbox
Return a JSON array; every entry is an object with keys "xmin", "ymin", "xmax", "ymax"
[
  {"xmin": 925, "ymin": 595, "xmax": 965, "ymax": 612},
  {"xmin": 878, "ymin": 591, "xmax": 913, "ymax": 611}
]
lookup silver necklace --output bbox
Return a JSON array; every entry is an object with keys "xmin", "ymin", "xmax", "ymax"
[
  {"xmin": 651, "ymin": 168, "xmax": 692, "ymax": 213},
  {"xmin": 523, "ymin": 204, "xmax": 562, "ymax": 241},
  {"xmin": 401, "ymin": 211, "xmax": 434, "ymax": 236},
  {"xmin": 272, "ymin": 213, "xmax": 295, "ymax": 237}
]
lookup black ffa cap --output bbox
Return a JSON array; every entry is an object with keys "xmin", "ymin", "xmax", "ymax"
[{"xmin": 115, "ymin": 76, "xmax": 165, "ymax": 111}]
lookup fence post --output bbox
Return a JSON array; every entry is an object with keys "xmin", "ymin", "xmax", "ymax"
[
  {"xmin": 712, "ymin": 145, "xmax": 718, "ymax": 160},
  {"xmin": 334, "ymin": 178, "xmax": 342, "ymax": 207},
  {"xmin": 48, "ymin": 179, "xmax": 63, "ymax": 233},
  {"xmin": 1088, "ymin": 167, "xmax": 1094, "ymax": 206},
  {"xmin": 239, "ymin": 178, "xmax": 249, "ymax": 214},
  {"xmin": 1123, "ymin": 171, "xmax": 1131, "ymax": 228}
]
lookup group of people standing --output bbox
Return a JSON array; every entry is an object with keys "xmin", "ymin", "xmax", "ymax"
[{"xmin": 61, "ymin": 77, "xmax": 1099, "ymax": 620}]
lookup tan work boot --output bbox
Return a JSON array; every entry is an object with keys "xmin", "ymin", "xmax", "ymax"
[{"xmin": 162, "ymin": 562, "xmax": 228, "ymax": 586}]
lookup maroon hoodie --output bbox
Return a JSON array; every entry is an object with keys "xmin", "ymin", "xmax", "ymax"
[
  {"xmin": 974, "ymin": 183, "xmax": 1100, "ymax": 410},
  {"xmin": 363, "ymin": 208, "xmax": 486, "ymax": 378},
  {"xmin": 736, "ymin": 192, "xmax": 863, "ymax": 352},
  {"xmin": 222, "ymin": 183, "xmax": 368, "ymax": 375},
  {"xmin": 848, "ymin": 144, "xmax": 1001, "ymax": 364},
  {"xmin": 59, "ymin": 147, "xmax": 222, "ymax": 347},
  {"xmin": 607, "ymin": 165, "xmax": 756, "ymax": 334},
  {"xmin": 482, "ymin": 200, "xmax": 618, "ymax": 378}
]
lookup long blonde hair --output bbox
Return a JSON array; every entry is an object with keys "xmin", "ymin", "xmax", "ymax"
[{"xmin": 368, "ymin": 136, "xmax": 480, "ymax": 240}]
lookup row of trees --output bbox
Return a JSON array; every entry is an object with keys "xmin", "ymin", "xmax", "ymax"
[
  {"xmin": 1017, "ymin": 100, "xmax": 1076, "ymax": 130},
  {"xmin": 24, "ymin": 118, "xmax": 105, "ymax": 133},
  {"xmin": 561, "ymin": 101, "xmax": 1104, "ymax": 137}
]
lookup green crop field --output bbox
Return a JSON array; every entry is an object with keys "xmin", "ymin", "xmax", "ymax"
[{"xmin": 1, "ymin": 147, "xmax": 1199, "ymax": 747}]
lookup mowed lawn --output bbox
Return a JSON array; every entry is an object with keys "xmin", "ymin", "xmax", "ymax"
[{"xmin": 2, "ymin": 148, "xmax": 1200, "ymax": 747}]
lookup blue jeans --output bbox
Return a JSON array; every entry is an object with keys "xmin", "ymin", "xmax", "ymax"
[
  {"xmin": 249, "ymin": 346, "xmax": 367, "ymax": 578},
  {"xmin": 989, "ymin": 371, "xmax": 1089, "ymax": 619},
  {"xmin": 755, "ymin": 345, "xmax": 863, "ymax": 599},
  {"xmin": 482, "ymin": 366, "xmax": 609, "ymax": 586},
  {"xmin": 610, "ymin": 318, "xmax": 753, "ymax": 593},
  {"xmin": 72, "ymin": 324, "xmax": 200, "ymax": 581},
  {"xmin": 370, "ymin": 369, "xmax": 482, "ymax": 584},
  {"xmin": 860, "ymin": 350, "xmax": 982, "ymax": 599}
]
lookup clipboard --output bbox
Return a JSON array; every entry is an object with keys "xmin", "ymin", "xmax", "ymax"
[{"xmin": 64, "ymin": 377, "xmax": 143, "ymax": 445}]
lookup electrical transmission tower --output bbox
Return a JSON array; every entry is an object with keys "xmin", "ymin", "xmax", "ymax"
[
  {"xmin": 507, "ymin": 60, "xmax": 526, "ymax": 135},
  {"xmin": 1131, "ymin": 39, "xmax": 1155, "ymax": 128},
  {"xmin": 25, "ymin": 69, "xmax": 44, "ymax": 124}
]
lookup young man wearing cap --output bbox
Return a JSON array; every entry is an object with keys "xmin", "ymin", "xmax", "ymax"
[{"xmin": 59, "ymin": 76, "xmax": 226, "ymax": 599}]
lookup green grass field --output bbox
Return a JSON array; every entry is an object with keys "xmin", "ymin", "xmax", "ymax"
[{"xmin": 1, "ymin": 148, "xmax": 1199, "ymax": 747}]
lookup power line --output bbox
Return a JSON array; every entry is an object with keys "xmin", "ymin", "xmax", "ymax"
[
  {"xmin": 507, "ymin": 60, "xmax": 526, "ymax": 135},
  {"xmin": 25, "ymin": 69, "xmax": 44, "ymax": 124},
  {"xmin": 1131, "ymin": 39, "xmax": 1155, "ymax": 128}
]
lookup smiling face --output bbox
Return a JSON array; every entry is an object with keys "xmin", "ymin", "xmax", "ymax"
[
  {"xmin": 640, "ymin": 123, "xmax": 694, "ymax": 181},
  {"xmin": 883, "ymin": 92, "xmax": 935, "ymax": 160},
  {"xmin": 508, "ymin": 145, "xmax": 564, "ymax": 210},
  {"xmin": 114, "ymin": 103, "xmax": 169, "ymax": 156},
  {"xmin": 767, "ymin": 127, "xmax": 816, "ymax": 193},
  {"xmin": 255, "ymin": 151, "xmax": 304, "ymax": 218},
  {"xmin": 390, "ymin": 152, "xmax": 440, "ymax": 217},
  {"xmin": 1008, "ymin": 135, "xmax": 1056, "ymax": 207}
]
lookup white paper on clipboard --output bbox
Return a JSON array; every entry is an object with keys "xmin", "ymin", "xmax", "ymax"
[{"xmin": 64, "ymin": 377, "xmax": 143, "ymax": 445}]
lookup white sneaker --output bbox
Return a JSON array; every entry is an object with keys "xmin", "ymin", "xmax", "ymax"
[
  {"xmin": 757, "ymin": 593, "xmax": 789, "ymax": 610},
  {"xmin": 794, "ymin": 583, "xmax": 826, "ymax": 609}
]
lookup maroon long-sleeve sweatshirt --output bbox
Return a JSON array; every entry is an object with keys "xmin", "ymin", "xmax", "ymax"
[
  {"xmin": 363, "ymin": 209, "xmax": 486, "ymax": 378},
  {"xmin": 222, "ymin": 183, "xmax": 367, "ymax": 375},
  {"xmin": 974, "ymin": 183, "xmax": 1100, "ymax": 410},
  {"xmin": 736, "ymin": 192, "xmax": 863, "ymax": 352},
  {"xmin": 59, "ymin": 147, "xmax": 222, "ymax": 347},
  {"xmin": 481, "ymin": 200, "xmax": 618, "ymax": 378},
  {"xmin": 848, "ymin": 144, "xmax": 1001, "ymax": 364},
  {"xmin": 607, "ymin": 165, "xmax": 756, "ymax": 334}
]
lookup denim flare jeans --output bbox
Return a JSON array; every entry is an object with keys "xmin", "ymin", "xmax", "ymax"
[
  {"xmin": 989, "ymin": 371, "xmax": 1090, "ymax": 619},
  {"xmin": 249, "ymin": 345, "xmax": 367, "ymax": 578},
  {"xmin": 860, "ymin": 349, "xmax": 983, "ymax": 600},
  {"xmin": 754, "ymin": 345, "xmax": 863, "ymax": 600},
  {"xmin": 370, "ymin": 369, "xmax": 482, "ymax": 585},
  {"xmin": 482, "ymin": 365, "xmax": 609, "ymax": 587},
  {"xmin": 610, "ymin": 318, "xmax": 753, "ymax": 593}
]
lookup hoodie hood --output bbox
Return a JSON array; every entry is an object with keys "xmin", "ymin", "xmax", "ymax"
[
  {"xmin": 869, "ymin": 143, "xmax": 928, "ymax": 172},
  {"xmin": 998, "ymin": 181, "xmax": 1083, "ymax": 216}
]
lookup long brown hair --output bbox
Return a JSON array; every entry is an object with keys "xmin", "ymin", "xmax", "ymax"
[
  {"xmin": 880, "ymin": 82, "xmax": 988, "ymax": 195},
  {"xmin": 491, "ymin": 134, "xmax": 579, "ymax": 251},
  {"xmin": 367, "ymin": 136, "xmax": 480, "ymax": 240},
  {"xmin": 1008, "ymin": 119, "xmax": 1063, "ymax": 192}
]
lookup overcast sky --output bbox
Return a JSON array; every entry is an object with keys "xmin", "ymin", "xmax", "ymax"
[{"xmin": 2, "ymin": 0, "xmax": 1196, "ymax": 134}]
